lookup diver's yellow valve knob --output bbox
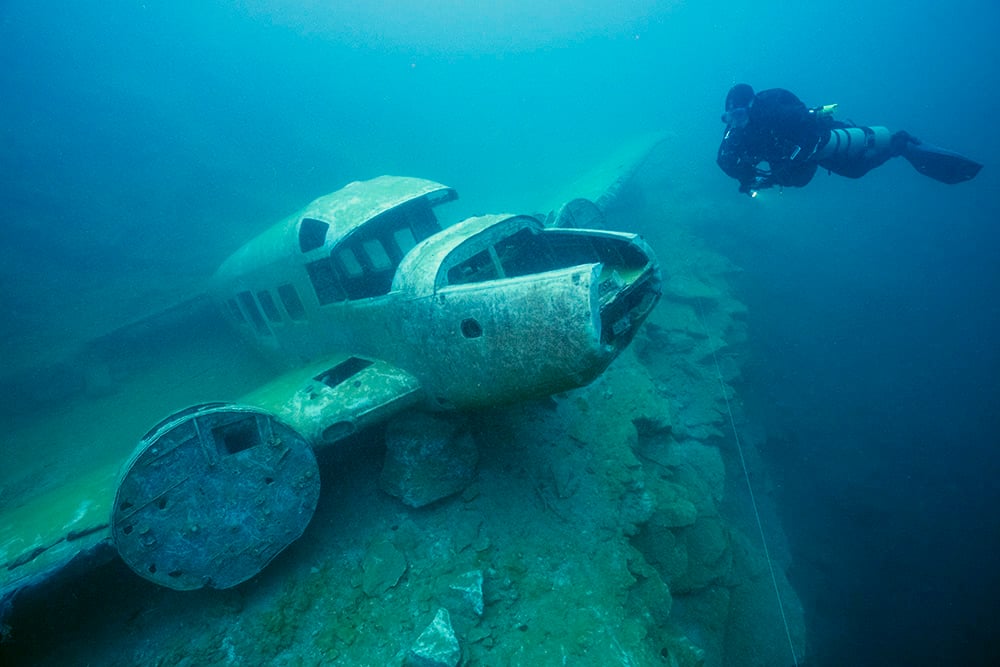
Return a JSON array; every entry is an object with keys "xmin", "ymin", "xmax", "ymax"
[{"xmin": 813, "ymin": 103, "xmax": 838, "ymax": 118}]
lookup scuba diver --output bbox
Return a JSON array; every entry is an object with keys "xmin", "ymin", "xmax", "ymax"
[{"xmin": 717, "ymin": 83, "xmax": 982, "ymax": 196}]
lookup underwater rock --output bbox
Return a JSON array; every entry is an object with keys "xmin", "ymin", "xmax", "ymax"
[
  {"xmin": 652, "ymin": 301, "xmax": 706, "ymax": 337},
  {"xmin": 405, "ymin": 608, "xmax": 461, "ymax": 667},
  {"xmin": 562, "ymin": 348, "xmax": 672, "ymax": 449},
  {"xmin": 380, "ymin": 412, "xmax": 478, "ymax": 508},
  {"xmin": 644, "ymin": 480, "xmax": 698, "ymax": 528},
  {"xmin": 625, "ymin": 551, "xmax": 673, "ymax": 623},
  {"xmin": 723, "ymin": 555, "xmax": 806, "ymax": 667},
  {"xmin": 661, "ymin": 442, "xmax": 726, "ymax": 512},
  {"xmin": 441, "ymin": 570, "xmax": 486, "ymax": 636},
  {"xmin": 447, "ymin": 570, "xmax": 484, "ymax": 617},
  {"xmin": 550, "ymin": 458, "xmax": 581, "ymax": 499},
  {"xmin": 660, "ymin": 497, "xmax": 698, "ymax": 529},
  {"xmin": 671, "ymin": 516, "xmax": 733, "ymax": 594},
  {"xmin": 661, "ymin": 632, "xmax": 709, "ymax": 667},
  {"xmin": 663, "ymin": 274, "xmax": 721, "ymax": 303},
  {"xmin": 362, "ymin": 539, "xmax": 407, "ymax": 596},
  {"xmin": 619, "ymin": 484, "xmax": 656, "ymax": 536},
  {"xmin": 632, "ymin": 518, "xmax": 689, "ymax": 582}
]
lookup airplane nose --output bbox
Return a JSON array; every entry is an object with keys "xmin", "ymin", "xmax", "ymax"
[{"xmin": 597, "ymin": 252, "xmax": 661, "ymax": 350}]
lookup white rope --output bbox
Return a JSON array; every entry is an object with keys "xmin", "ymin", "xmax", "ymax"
[{"xmin": 695, "ymin": 297, "xmax": 799, "ymax": 667}]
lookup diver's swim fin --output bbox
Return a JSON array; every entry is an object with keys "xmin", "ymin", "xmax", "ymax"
[{"xmin": 903, "ymin": 141, "xmax": 982, "ymax": 184}]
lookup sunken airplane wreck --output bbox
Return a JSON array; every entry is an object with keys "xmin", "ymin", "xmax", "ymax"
[
  {"xmin": 1, "ymin": 157, "xmax": 662, "ymax": 607},
  {"xmin": 114, "ymin": 176, "xmax": 661, "ymax": 591}
]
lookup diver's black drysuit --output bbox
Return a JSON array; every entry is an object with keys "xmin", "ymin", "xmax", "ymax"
[{"xmin": 716, "ymin": 85, "xmax": 981, "ymax": 195}]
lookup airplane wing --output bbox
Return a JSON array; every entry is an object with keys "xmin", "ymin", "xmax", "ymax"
[
  {"xmin": 239, "ymin": 354, "xmax": 424, "ymax": 451},
  {"xmin": 541, "ymin": 131, "xmax": 669, "ymax": 215},
  {"xmin": 0, "ymin": 464, "xmax": 118, "ymax": 615},
  {"xmin": 1, "ymin": 351, "xmax": 423, "ymax": 611}
]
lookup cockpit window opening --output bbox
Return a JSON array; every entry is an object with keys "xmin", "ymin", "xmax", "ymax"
[
  {"xmin": 546, "ymin": 233, "xmax": 602, "ymax": 265},
  {"xmin": 306, "ymin": 258, "xmax": 346, "ymax": 305},
  {"xmin": 236, "ymin": 291, "xmax": 271, "ymax": 337},
  {"xmin": 336, "ymin": 248, "xmax": 364, "ymax": 278},
  {"xmin": 226, "ymin": 299, "xmax": 247, "ymax": 324},
  {"xmin": 447, "ymin": 248, "xmax": 500, "ymax": 286},
  {"xmin": 444, "ymin": 226, "xmax": 565, "ymax": 287},
  {"xmin": 332, "ymin": 241, "xmax": 394, "ymax": 298},
  {"xmin": 362, "ymin": 239, "xmax": 392, "ymax": 271},
  {"xmin": 257, "ymin": 290, "xmax": 283, "ymax": 323},
  {"xmin": 598, "ymin": 240, "xmax": 647, "ymax": 269},
  {"xmin": 393, "ymin": 227, "xmax": 417, "ymax": 257},
  {"xmin": 326, "ymin": 198, "xmax": 440, "ymax": 301},
  {"xmin": 277, "ymin": 284, "xmax": 307, "ymax": 320},
  {"xmin": 441, "ymin": 225, "xmax": 642, "ymax": 289},
  {"xmin": 403, "ymin": 197, "xmax": 442, "ymax": 241},
  {"xmin": 299, "ymin": 218, "xmax": 330, "ymax": 253},
  {"xmin": 426, "ymin": 188, "xmax": 458, "ymax": 207},
  {"xmin": 494, "ymin": 227, "xmax": 558, "ymax": 278}
]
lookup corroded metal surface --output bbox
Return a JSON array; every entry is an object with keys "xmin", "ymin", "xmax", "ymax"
[
  {"xmin": 112, "ymin": 404, "xmax": 319, "ymax": 590},
  {"xmin": 240, "ymin": 355, "xmax": 424, "ymax": 450}
]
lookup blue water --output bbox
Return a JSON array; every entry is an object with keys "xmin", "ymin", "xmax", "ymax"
[{"xmin": 2, "ymin": 1, "xmax": 998, "ymax": 665}]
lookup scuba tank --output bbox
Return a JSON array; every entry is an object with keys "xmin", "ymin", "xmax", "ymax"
[
  {"xmin": 809, "ymin": 103, "xmax": 893, "ymax": 162},
  {"xmin": 814, "ymin": 125, "xmax": 893, "ymax": 162}
]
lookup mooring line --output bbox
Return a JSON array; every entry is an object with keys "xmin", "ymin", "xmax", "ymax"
[{"xmin": 695, "ymin": 297, "xmax": 799, "ymax": 667}]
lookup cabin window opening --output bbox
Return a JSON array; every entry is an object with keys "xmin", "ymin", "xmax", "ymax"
[
  {"xmin": 226, "ymin": 299, "xmax": 247, "ymax": 324},
  {"xmin": 257, "ymin": 290, "xmax": 282, "ymax": 323},
  {"xmin": 447, "ymin": 248, "xmax": 499, "ymax": 286},
  {"xmin": 362, "ymin": 239, "xmax": 392, "ymax": 271},
  {"xmin": 315, "ymin": 357, "xmax": 373, "ymax": 388},
  {"xmin": 299, "ymin": 218, "xmax": 329, "ymax": 253},
  {"xmin": 277, "ymin": 283, "xmax": 307, "ymax": 320},
  {"xmin": 237, "ymin": 291, "xmax": 271, "ymax": 336},
  {"xmin": 306, "ymin": 258, "xmax": 346, "ymax": 305}
]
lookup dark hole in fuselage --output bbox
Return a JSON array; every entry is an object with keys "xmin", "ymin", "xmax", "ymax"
[
  {"xmin": 461, "ymin": 318, "xmax": 483, "ymax": 338},
  {"xmin": 315, "ymin": 356, "xmax": 373, "ymax": 389},
  {"xmin": 214, "ymin": 415, "xmax": 261, "ymax": 455}
]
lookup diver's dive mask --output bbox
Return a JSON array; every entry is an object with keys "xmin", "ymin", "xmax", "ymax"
[{"xmin": 722, "ymin": 106, "xmax": 750, "ymax": 128}]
